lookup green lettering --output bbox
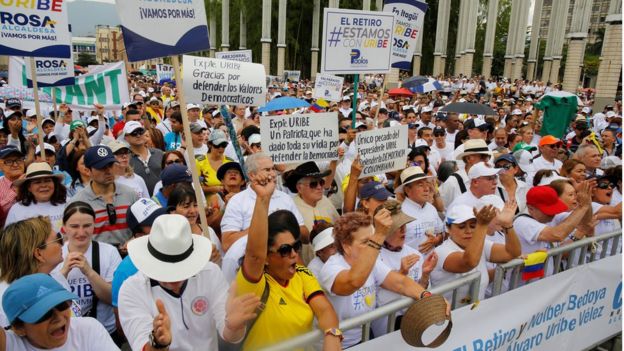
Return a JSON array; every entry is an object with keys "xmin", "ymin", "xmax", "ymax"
[
  {"xmin": 84, "ymin": 73, "xmax": 107, "ymax": 105},
  {"xmin": 104, "ymin": 69, "xmax": 122, "ymax": 104},
  {"xmin": 64, "ymin": 85, "xmax": 85, "ymax": 105}
]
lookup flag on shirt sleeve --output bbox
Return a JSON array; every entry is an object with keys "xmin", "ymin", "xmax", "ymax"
[{"xmin": 522, "ymin": 251, "xmax": 548, "ymax": 281}]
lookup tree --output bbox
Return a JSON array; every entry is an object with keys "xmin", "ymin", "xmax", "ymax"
[{"xmin": 76, "ymin": 52, "xmax": 97, "ymax": 67}]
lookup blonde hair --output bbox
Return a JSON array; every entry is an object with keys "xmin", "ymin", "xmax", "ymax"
[{"xmin": 0, "ymin": 217, "xmax": 52, "ymax": 283}]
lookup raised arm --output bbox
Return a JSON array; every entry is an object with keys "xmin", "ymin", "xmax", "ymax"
[
  {"xmin": 490, "ymin": 200, "xmax": 522, "ymax": 263},
  {"xmin": 538, "ymin": 182, "xmax": 593, "ymax": 242},
  {"xmin": 342, "ymin": 155, "xmax": 362, "ymax": 213}
]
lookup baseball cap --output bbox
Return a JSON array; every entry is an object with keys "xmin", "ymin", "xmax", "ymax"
[
  {"xmin": 3, "ymin": 273, "xmax": 78, "ymax": 326},
  {"xmin": 4, "ymin": 110, "xmax": 22, "ymax": 120},
  {"xmin": 126, "ymin": 198, "xmax": 168, "ymax": 233},
  {"xmin": 601, "ymin": 156, "xmax": 622, "ymax": 170},
  {"xmin": 0, "ymin": 145, "xmax": 24, "ymax": 159},
  {"xmin": 526, "ymin": 186, "xmax": 568, "ymax": 216},
  {"xmin": 35, "ymin": 143, "xmax": 56, "ymax": 156},
  {"xmin": 208, "ymin": 129, "xmax": 228, "ymax": 145},
  {"xmin": 445, "ymin": 205, "xmax": 476, "ymax": 226},
  {"xmin": 538, "ymin": 135, "xmax": 563, "ymax": 147},
  {"xmin": 5, "ymin": 98, "xmax": 21, "ymax": 109},
  {"xmin": 581, "ymin": 107, "xmax": 592, "ymax": 114},
  {"xmin": 161, "ymin": 164, "xmax": 192, "ymax": 187},
  {"xmin": 512, "ymin": 142, "xmax": 537, "ymax": 153},
  {"xmin": 84, "ymin": 145, "xmax": 117, "ymax": 169},
  {"xmin": 123, "ymin": 101, "xmax": 138, "ymax": 109},
  {"xmin": 464, "ymin": 118, "xmax": 490, "ymax": 131},
  {"xmin": 190, "ymin": 122, "xmax": 207, "ymax": 134},
  {"xmin": 312, "ymin": 227, "xmax": 335, "ymax": 252},
  {"xmin": 494, "ymin": 153, "xmax": 517, "ymax": 166},
  {"xmin": 248, "ymin": 133, "xmax": 261, "ymax": 144},
  {"xmin": 123, "ymin": 121, "xmax": 144, "ymax": 135},
  {"xmin": 359, "ymin": 181, "xmax": 392, "ymax": 201},
  {"xmin": 87, "ymin": 116, "xmax": 99, "ymax": 125},
  {"xmin": 186, "ymin": 103, "xmax": 201, "ymax": 110},
  {"xmin": 511, "ymin": 109, "xmax": 523, "ymax": 116},
  {"xmin": 69, "ymin": 120, "xmax": 86, "ymax": 132},
  {"xmin": 513, "ymin": 149, "xmax": 534, "ymax": 173},
  {"xmin": 537, "ymin": 173, "xmax": 568, "ymax": 186},
  {"xmin": 25, "ymin": 109, "xmax": 37, "ymax": 118},
  {"xmin": 421, "ymin": 106, "xmax": 433, "ymax": 113},
  {"xmin": 168, "ymin": 101, "xmax": 180, "ymax": 109},
  {"xmin": 107, "ymin": 140, "xmax": 130, "ymax": 153},
  {"xmin": 468, "ymin": 162, "xmax": 503, "ymax": 180}
]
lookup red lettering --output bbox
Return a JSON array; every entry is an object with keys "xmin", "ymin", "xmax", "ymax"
[{"xmin": 51, "ymin": 0, "xmax": 62, "ymax": 12}]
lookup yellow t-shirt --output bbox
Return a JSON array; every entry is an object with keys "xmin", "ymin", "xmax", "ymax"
[
  {"xmin": 236, "ymin": 265, "xmax": 324, "ymax": 350},
  {"xmin": 196, "ymin": 157, "xmax": 230, "ymax": 187}
]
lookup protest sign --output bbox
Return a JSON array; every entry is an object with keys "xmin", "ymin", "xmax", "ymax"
[
  {"xmin": 355, "ymin": 125, "xmax": 408, "ymax": 177},
  {"xmin": 182, "ymin": 55, "xmax": 266, "ymax": 107},
  {"xmin": 215, "ymin": 50, "xmax": 253, "ymax": 63},
  {"xmin": 313, "ymin": 73, "xmax": 344, "ymax": 102},
  {"xmin": 260, "ymin": 112, "xmax": 339, "ymax": 164},
  {"xmin": 353, "ymin": 254, "xmax": 623, "ymax": 351},
  {"xmin": 284, "ymin": 70, "xmax": 301, "ymax": 82},
  {"xmin": 0, "ymin": 0, "xmax": 72, "ymax": 58},
  {"xmin": 383, "ymin": 0, "xmax": 428, "ymax": 70},
  {"xmin": 115, "ymin": 1, "xmax": 209, "ymax": 61},
  {"xmin": 26, "ymin": 56, "xmax": 75, "ymax": 87},
  {"xmin": 156, "ymin": 64, "xmax": 174, "ymax": 83},
  {"xmin": 321, "ymin": 8, "xmax": 395, "ymax": 74}
]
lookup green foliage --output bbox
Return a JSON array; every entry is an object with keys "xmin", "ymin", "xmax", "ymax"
[
  {"xmin": 76, "ymin": 52, "xmax": 97, "ymax": 66},
  {"xmin": 584, "ymin": 54, "xmax": 600, "ymax": 77}
]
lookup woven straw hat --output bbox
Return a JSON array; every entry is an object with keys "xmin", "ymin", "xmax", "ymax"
[{"xmin": 400, "ymin": 294, "xmax": 453, "ymax": 348}]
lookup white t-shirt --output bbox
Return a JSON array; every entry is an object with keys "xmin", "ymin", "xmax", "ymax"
[
  {"xmin": 307, "ymin": 256, "xmax": 325, "ymax": 279},
  {"xmin": 513, "ymin": 215, "xmax": 550, "ymax": 254},
  {"xmin": 592, "ymin": 202, "xmax": 622, "ymax": 255},
  {"xmin": 319, "ymin": 254, "xmax": 391, "ymax": 348},
  {"xmin": 531, "ymin": 156, "xmax": 562, "ymax": 173},
  {"xmin": 54, "ymin": 241, "xmax": 122, "ymax": 333},
  {"xmin": 115, "ymin": 174, "xmax": 150, "ymax": 199},
  {"xmin": 4, "ymin": 316, "xmax": 119, "ymax": 351},
  {"xmin": 377, "ymin": 246, "xmax": 426, "ymax": 307},
  {"xmin": 222, "ymin": 235, "xmax": 247, "ymax": 283},
  {"xmin": 484, "ymin": 231, "xmax": 509, "ymax": 297},
  {"xmin": 430, "ymin": 238, "xmax": 493, "ymax": 306},
  {"xmin": 402, "ymin": 198, "xmax": 445, "ymax": 250},
  {"xmin": 447, "ymin": 190, "xmax": 490, "ymax": 212},
  {"xmin": 439, "ymin": 168, "xmax": 470, "ymax": 209},
  {"xmin": 119, "ymin": 263, "xmax": 230, "ymax": 351},
  {"xmin": 432, "ymin": 142, "xmax": 454, "ymax": 164},
  {"xmin": 5, "ymin": 201, "xmax": 66, "ymax": 233}
]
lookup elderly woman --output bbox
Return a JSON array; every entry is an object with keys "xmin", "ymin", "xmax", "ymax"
[
  {"xmin": 429, "ymin": 205, "xmax": 521, "ymax": 307},
  {"xmin": 319, "ymin": 210, "xmax": 447, "ymax": 348},
  {"xmin": 237, "ymin": 171, "xmax": 341, "ymax": 350},
  {"xmin": 559, "ymin": 159, "xmax": 587, "ymax": 185},
  {"xmin": 5, "ymin": 162, "xmax": 66, "ymax": 232},
  {"xmin": 589, "ymin": 176, "xmax": 622, "ymax": 254}
]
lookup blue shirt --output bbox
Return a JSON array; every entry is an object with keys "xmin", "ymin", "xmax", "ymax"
[
  {"xmin": 152, "ymin": 190, "xmax": 168, "ymax": 208},
  {"xmin": 164, "ymin": 131, "xmax": 182, "ymax": 151},
  {"xmin": 111, "ymin": 255, "xmax": 138, "ymax": 307}
]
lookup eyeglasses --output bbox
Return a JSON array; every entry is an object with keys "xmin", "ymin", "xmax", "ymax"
[
  {"xmin": 269, "ymin": 240, "xmax": 302, "ymax": 257},
  {"xmin": 129, "ymin": 129, "xmax": 146, "ymax": 137},
  {"xmin": 32, "ymin": 301, "xmax": 71, "ymax": 324},
  {"xmin": 597, "ymin": 182, "xmax": 614, "ymax": 190},
  {"xmin": 106, "ymin": 203, "xmax": 117, "ymax": 225},
  {"xmin": 3, "ymin": 158, "xmax": 24, "ymax": 166},
  {"xmin": 305, "ymin": 179, "xmax": 325, "ymax": 189},
  {"xmin": 165, "ymin": 158, "xmax": 183, "ymax": 166},
  {"xmin": 39, "ymin": 232, "xmax": 64, "ymax": 249},
  {"xmin": 213, "ymin": 142, "xmax": 228, "ymax": 149},
  {"xmin": 114, "ymin": 150, "xmax": 130, "ymax": 157},
  {"xmin": 134, "ymin": 101, "xmax": 144, "ymax": 106}
]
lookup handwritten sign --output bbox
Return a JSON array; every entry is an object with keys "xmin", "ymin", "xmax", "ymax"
[
  {"xmin": 355, "ymin": 125, "xmax": 408, "ymax": 177},
  {"xmin": 313, "ymin": 73, "xmax": 344, "ymax": 102}
]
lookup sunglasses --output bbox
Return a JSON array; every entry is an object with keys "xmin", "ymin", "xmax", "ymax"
[
  {"xmin": 597, "ymin": 182, "xmax": 614, "ymax": 190},
  {"xmin": 114, "ymin": 149, "xmax": 130, "ymax": 156},
  {"xmin": 39, "ymin": 232, "xmax": 64, "ymax": 249},
  {"xmin": 106, "ymin": 203, "xmax": 117, "ymax": 225},
  {"xmin": 165, "ymin": 159, "xmax": 183, "ymax": 166},
  {"xmin": 269, "ymin": 240, "xmax": 302, "ymax": 257},
  {"xmin": 213, "ymin": 142, "xmax": 228, "ymax": 149},
  {"xmin": 33, "ymin": 301, "xmax": 72, "ymax": 324},
  {"xmin": 134, "ymin": 102, "xmax": 144, "ymax": 106},
  {"xmin": 129, "ymin": 129, "xmax": 146, "ymax": 137},
  {"xmin": 433, "ymin": 133, "xmax": 446, "ymax": 137},
  {"xmin": 306, "ymin": 179, "xmax": 325, "ymax": 188}
]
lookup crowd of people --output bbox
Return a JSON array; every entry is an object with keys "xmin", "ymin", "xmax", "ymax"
[{"xmin": 0, "ymin": 71, "xmax": 621, "ymax": 350}]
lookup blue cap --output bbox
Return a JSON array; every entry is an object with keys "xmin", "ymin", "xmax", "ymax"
[
  {"xmin": 0, "ymin": 145, "xmax": 23, "ymax": 159},
  {"xmin": 3, "ymin": 273, "xmax": 77, "ymax": 325},
  {"xmin": 84, "ymin": 145, "xmax": 117, "ymax": 169},
  {"xmin": 161, "ymin": 164, "xmax": 192, "ymax": 186},
  {"xmin": 494, "ymin": 153, "xmax": 517, "ymax": 166},
  {"xmin": 359, "ymin": 181, "xmax": 392, "ymax": 201}
]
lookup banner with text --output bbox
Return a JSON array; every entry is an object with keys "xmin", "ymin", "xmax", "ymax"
[
  {"xmin": 215, "ymin": 50, "xmax": 252, "ymax": 63},
  {"xmin": 0, "ymin": 0, "xmax": 72, "ymax": 58},
  {"xmin": 156, "ymin": 64, "xmax": 174, "ymax": 83},
  {"xmin": 353, "ymin": 254, "xmax": 623, "ymax": 351},
  {"xmin": 115, "ymin": 1, "xmax": 209, "ymax": 61},
  {"xmin": 9, "ymin": 56, "xmax": 75, "ymax": 88},
  {"xmin": 182, "ymin": 55, "xmax": 266, "ymax": 107},
  {"xmin": 321, "ymin": 8, "xmax": 395, "ymax": 74},
  {"xmin": 284, "ymin": 70, "xmax": 301, "ymax": 82},
  {"xmin": 313, "ymin": 73, "xmax": 344, "ymax": 102},
  {"xmin": 355, "ymin": 125, "xmax": 408, "ymax": 177},
  {"xmin": 383, "ymin": 0, "xmax": 428, "ymax": 70},
  {"xmin": 260, "ymin": 112, "xmax": 339, "ymax": 164}
]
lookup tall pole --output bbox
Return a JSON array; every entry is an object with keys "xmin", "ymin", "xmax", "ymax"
[
  {"xmin": 310, "ymin": 0, "xmax": 321, "ymax": 80},
  {"xmin": 239, "ymin": 9, "xmax": 247, "ymax": 50},
  {"xmin": 221, "ymin": 0, "xmax": 230, "ymax": 51},
  {"xmin": 526, "ymin": 0, "xmax": 543, "ymax": 80},
  {"xmin": 277, "ymin": 0, "xmax": 287, "ymax": 76},
  {"xmin": 261, "ymin": 0, "xmax": 272, "ymax": 74},
  {"xmin": 482, "ymin": 0, "xmax": 499, "ymax": 78}
]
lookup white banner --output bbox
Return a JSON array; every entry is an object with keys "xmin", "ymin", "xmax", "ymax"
[
  {"xmin": 182, "ymin": 55, "xmax": 266, "ymax": 107},
  {"xmin": 260, "ymin": 112, "xmax": 340, "ymax": 164},
  {"xmin": 24, "ymin": 56, "xmax": 75, "ymax": 87},
  {"xmin": 215, "ymin": 50, "xmax": 252, "ymax": 63},
  {"xmin": 284, "ymin": 70, "xmax": 301, "ymax": 82},
  {"xmin": 115, "ymin": 1, "xmax": 209, "ymax": 61},
  {"xmin": 156, "ymin": 64, "xmax": 174, "ymax": 83},
  {"xmin": 321, "ymin": 8, "xmax": 395, "ymax": 74},
  {"xmin": 355, "ymin": 125, "xmax": 408, "ymax": 177},
  {"xmin": 383, "ymin": 0, "xmax": 428, "ymax": 70},
  {"xmin": 0, "ymin": 0, "xmax": 72, "ymax": 58},
  {"xmin": 313, "ymin": 73, "xmax": 344, "ymax": 102},
  {"xmin": 353, "ymin": 254, "xmax": 623, "ymax": 351}
]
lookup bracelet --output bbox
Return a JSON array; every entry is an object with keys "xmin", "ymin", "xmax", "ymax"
[
  {"xmin": 366, "ymin": 239, "xmax": 382, "ymax": 250},
  {"xmin": 570, "ymin": 235, "xmax": 581, "ymax": 242},
  {"xmin": 420, "ymin": 290, "xmax": 433, "ymax": 299}
]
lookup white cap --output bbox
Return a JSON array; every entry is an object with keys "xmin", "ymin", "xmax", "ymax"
[
  {"xmin": 35, "ymin": 143, "xmax": 55, "ymax": 155},
  {"xmin": 312, "ymin": 227, "xmax": 335, "ymax": 252},
  {"xmin": 186, "ymin": 103, "xmax": 201, "ymax": 110},
  {"xmin": 445, "ymin": 205, "xmax": 476, "ymax": 226},
  {"xmin": 513, "ymin": 149, "xmax": 534, "ymax": 174},
  {"xmin": 414, "ymin": 139, "xmax": 429, "ymax": 148},
  {"xmin": 421, "ymin": 105, "xmax": 433, "ymax": 113},
  {"xmin": 248, "ymin": 133, "xmax": 261, "ymax": 144},
  {"xmin": 148, "ymin": 96, "xmax": 159, "ymax": 102},
  {"xmin": 147, "ymin": 87, "xmax": 155, "ymax": 93},
  {"xmin": 468, "ymin": 162, "xmax": 503, "ymax": 180},
  {"xmin": 600, "ymin": 156, "xmax": 622, "ymax": 170},
  {"xmin": 538, "ymin": 174, "xmax": 568, "ymax": 186},
  {"xmin": 87, "ymin": 116, "xmax": 99, "ymax": 125},
  {"xmin": 606, "ymin": 111, "xmax": 616, "ymax": 118},
  {"xmin": 25, "ymin": 109, "xmax": 37, "ymax": 118},
  {"xmin": 401, "ymin": 105, "xmax": 413, "ymax": 111},
  {"xmin": 511, "ymin": 109, "xmax": 523, "ymax": 115},
  {"xmin": 459, "ymin": 98, "xmax": 467, "ymax": 103},
  {"xmin": 582, "ymin": 107, "xmax": 592, "ymax": 114},
  {"xmin": 123, "ymin": 121, "xmax": 144, "ymax": 135},
  {"xmin": 107, "ymin": 140, "xmax": 130, "ymax": 153},
  {"xmin": 477, "ymin": 195, "xmax": 505, "ymax": 210},
  {"xmin": 342, "ymin": 96, "xmax": 351, "ymax": 102}
]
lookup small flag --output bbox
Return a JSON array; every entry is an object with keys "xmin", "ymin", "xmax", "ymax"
[
  {"xmin": 309, "ymin": 98, "xmax": 329, "ymax": 113},
  {"xmin": 522, "ymin": 251, "xmax": 548, "ymax": 281},
  {"xmin": 309, "ymin": 103, "xmax": 323, "ymax": 113}
]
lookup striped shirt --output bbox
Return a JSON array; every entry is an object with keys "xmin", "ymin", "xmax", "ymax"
[
  {"xmin": 0, "ymin": 176, "xmax": 17, "ymax": 227},
  {"xmin": 69, "ymin": 183, "xmax": 139, "ymax": 246}
]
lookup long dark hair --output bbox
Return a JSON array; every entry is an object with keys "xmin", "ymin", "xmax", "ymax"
[
  {"xmin": 267, "ymin": 210, "xmax": 300, "ymax": 247},
  {"xmin": 69, "ymin": 149, "xmax": 86, "ymax": 188},
  {"xmin": 167, "ymin": 183, "xmax": 196, "ymax": 211},
  {"xmin": 63, "ymin": 201, "xmax": 95, "ymax": 224},
  {"xmin": 17, "ymin": 176, "xmax": 66, "ymax": 206}
]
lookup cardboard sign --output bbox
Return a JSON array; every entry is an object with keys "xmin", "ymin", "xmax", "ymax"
[
  {"xmin": 182, "ymin": 55, "xmax": 266, "ymax": 107},
  {"xmin": 384, "ymin": 0, "xmax": 428, "ymax": 70},
  {"xmin": 355, "ymin": 125, "xmax": 408, "ymax": 177},
  {"xmin": 260, "ymin": 112, "xmax": 340, "ymax": 164},
  {"xmin": 0, "ymin": 0, "xmax": 72, "ymax": 58},
  {"xmin": 313, "ymin": 73, "xmax": 344, "ymax": 102},
  {"xmin": 215, "ymin": 49, "xmax": 252, "ymax": 63},
  {"xmin": 156, "ymin": 63, "xmax": 174, "ymax": 83},
  {"xmin": 321, "ymin": 8, "xmax": 395, "ymax": 74},
  {"xmin": 115, "ymin": 1, "xmax": 209, "ymax": 61},
  {"xmin": 284, "ymin": 70, "xmax": 301, "ymax": 82},
  {"xmin": 24, "ymin": 56, "xmax": 75, "ymax": 87}
]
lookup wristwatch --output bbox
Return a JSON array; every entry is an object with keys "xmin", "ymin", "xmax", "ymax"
[
  {"xmin": 149, "ymin": 331, "xmax": 171, "ymax": 349},
  {"xmin": 324, "ymin": 328, "xmax": 344, "ymax": 341}
]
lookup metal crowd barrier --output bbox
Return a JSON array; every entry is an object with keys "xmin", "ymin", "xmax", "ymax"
[{"xmin": 262, "ymin": 231, "xmax": 622, "ymax": 351}]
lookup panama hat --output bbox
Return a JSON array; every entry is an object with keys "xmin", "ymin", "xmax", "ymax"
[
  {"xmin": 395, "ymin": 166, "xmax": 432, "ymax": 194},
  {"xmin": 127, "ymin": 214, "xmax": 212, "ymax": 282},
  {"xmin": 14, "ymin": 162, "xmax": 64, "ymax": 187},
  {"xmin": 400, "ymin": 294, "xmax": 453, "ymax": 347},
  {"xmin": 456, "ymin": 139, "xmax": 491, "ymax": 160}
]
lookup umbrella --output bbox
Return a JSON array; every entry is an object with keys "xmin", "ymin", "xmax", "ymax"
[
  {"xmin": 258, "ymin": 96, "xmax": 310, "ymax": 112},
  {"xmin": 401, "ymin": 76, "xmax": 429, "ymax": 90},
  {"xmin": 440, "ymin": 102, "xmax": 496, "ymax": 116},
  {"xmin": 0, "ymin": 85, "xmax": 52, "ymax": 103},
  {"xmin": 541, "ymin": 91, "xmax": 584, "ymax": 106},
  {"xmin": 387, "ymin": 87, "xmax": 414, "ymax": 97},
  {"xmin": 407, "ymin": 78, "xmax": 443, "ymax": 94}
]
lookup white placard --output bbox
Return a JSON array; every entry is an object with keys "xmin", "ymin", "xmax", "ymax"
[
  {"xmin": 355, "ymin": 125, "xmax": 408, "ymax": 177},
  {"xmin": 383, "ymin": 0, "xmax": 428, "ymax": 70},
  {"xmin": 24, "ymin": 56, "xmax": 75, "ymax": 87},
  {"xmin": 321, "ymin": 8, "xmax": 395, "ymax": 74},
  {"xmin": 260, "ymin": 112, "xmax": 340, "ymax": 164},
  {"xmin": 182, "ymin": 55, "xmax": 266, "ymax": 107},
  {"xmin": 215, "ymin": 50, "xmax": 253, "ymax": 63},
  {"xmin": 156, "ymin": 64, "xmax": 174, "ymax": 83},
  {"xmin": 313, "ymin": 73, "xmax": 344, "ymax": 102},
  {"xmin": 353, "ymin": 254, "xmax": 623, "ymax": 351},
  {"xmin": 0, "ymin": 1, "xmax": 72, "ymax": 58},
  {"xmin": 115, "ymin": 1, "xmax": 209, "ymax": 61},
  {"xmin": 284, "ymin": 70, "xmax": 301, "ymax": 82}
]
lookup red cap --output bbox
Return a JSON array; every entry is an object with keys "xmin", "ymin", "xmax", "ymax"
[
  {"xmin": 526, "ymin": 186, "xmax": 568, "ymax": 216},
  {"xmin": 538, "ymin": 135, "xmax": 563, "ymax": 147}
]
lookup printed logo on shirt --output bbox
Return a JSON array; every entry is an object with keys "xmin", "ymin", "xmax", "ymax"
[
  {"xmin": 191, "ymin": 296, "xmax": 209, "ymax": 316},
  {"xmin": 352, "ymin": 286, "xmax": 375, "ymax": 310},
  {"xmin": 279, "ymin": 297, "xmax": 287, "ymax": 305}
]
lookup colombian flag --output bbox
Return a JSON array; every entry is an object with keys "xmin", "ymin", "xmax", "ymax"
[
  {"xmin": 522, "ymin": 251, "xmax": 548, "ymax": 281},
  {"xmin": 310, "ymin": 98, "xmax": 329, "ymax": 113}
]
